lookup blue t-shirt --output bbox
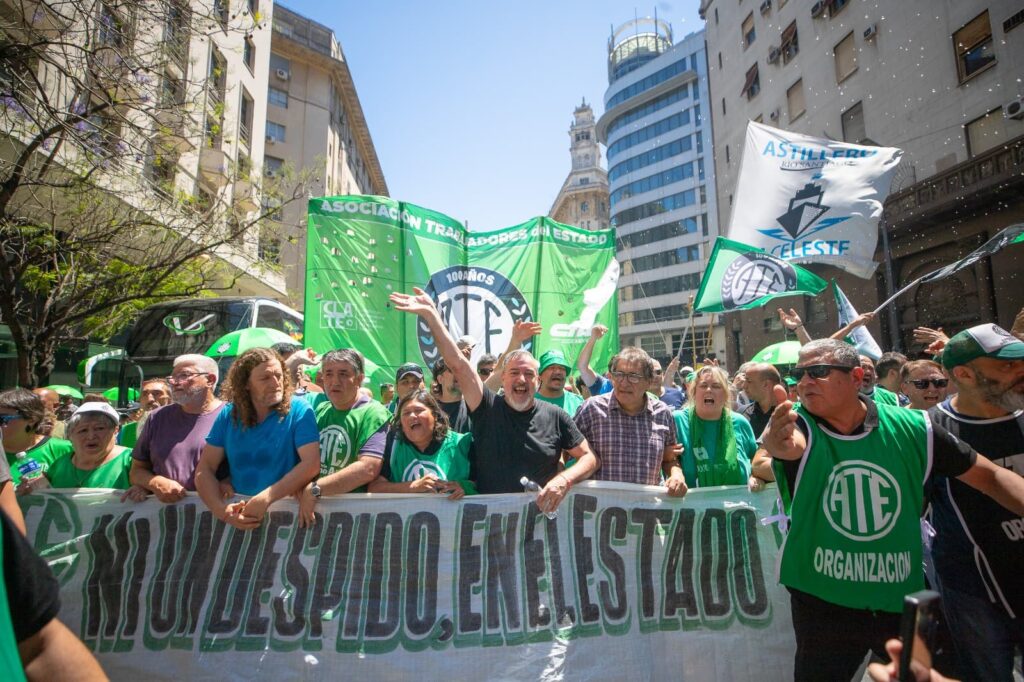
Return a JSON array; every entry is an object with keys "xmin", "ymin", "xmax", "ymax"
[
  {"xmin": 206, "ymin": 396, "xmax": 319, "ymax": 495},
  {"xmin": 659, "ymin": 387, "xmax": 685, "ymax": 409},
  {"xmin": 587, "ymin": 375, "xmax": 613, "ymax": 396}
]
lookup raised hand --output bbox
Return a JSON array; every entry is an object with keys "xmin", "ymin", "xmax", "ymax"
[
  {"xmin": 511, "ymin": 320, "xmax": 544, "ymax": 343},
  {"xmin": 389, "ymin": 287, "xmax": 437, "ymax": 317},
  {"xmin": 777, "ymin": 308, "xmax": 803, "ymax": 331},
  {"xmin": 590, "ymin": 324, "xmax": 608, "ymax": 339}
]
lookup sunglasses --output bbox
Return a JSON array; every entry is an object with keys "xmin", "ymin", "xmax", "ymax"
[
  {"xmin": 789, "ymin": 364, "xmax": 856, "ymax": 381},
  {"xmin": 907, "ymin": 378, "xmax": 949, "ymax": 389},
  {"xmin": 477, "ymin": 368, "xmax": 493, "ymax": 377},
  {"xmin": 0, "ymin": 413, "xmax": 24, "ymax": 426}
]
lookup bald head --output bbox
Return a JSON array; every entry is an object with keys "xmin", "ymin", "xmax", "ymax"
[
  {"xmin": 743, "ymin": 363, "xmax": 782, "ymax": 404},
  {"xmin": 32, "ymin": 387, "xmax": 60, "ymax": 412}
]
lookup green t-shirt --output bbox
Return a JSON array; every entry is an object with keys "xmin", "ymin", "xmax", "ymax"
[
  {"xmin": 534, "ymin": 391, "xmax": 585, "ymax": 417},
  {"xmin": 315, "ymin": 398, "xmax": 392, "ymax": 478},
  {"xmin": 779, "ymin": 403, "xmax": 929, "ymax": 613},
  {"xmin": 119, "ymin": 420, "xmax": 139, "ymax": 448},
  {"xmin": 673, "ymin": 409, "xmax": 757, "ymax": 487},
  {"xmin": 46, "ymin": 446, "xmax": 133, "ymax": 489},
  {"xmin": 7, "ymin": 437, "xmax": 74, "ymax": 486},
  {"xmin": 870, "ymin": 385, "xmax": 900, "ymax": 407},
  {"xmin": 384, "ymin": 431, "xmax": 477, "ymax": 495}
]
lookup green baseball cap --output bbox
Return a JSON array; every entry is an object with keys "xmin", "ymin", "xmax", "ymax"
[
  {"xmin": 538, "ymin": 350, "xmax": 571, "ymax": 375},
  {"xmin": 940, "ymin": 324, "xmax": 1024, "ymax": 369}
]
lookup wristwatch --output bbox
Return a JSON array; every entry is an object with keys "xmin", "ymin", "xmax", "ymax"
[{"xmin": 311, "ymin": 480, "xmax": 322, "ymax": 499}]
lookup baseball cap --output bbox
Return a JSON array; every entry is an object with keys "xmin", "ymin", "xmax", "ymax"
[
  {"xmin": 74, "ymin": 402, "xmax": 120, "ymax": 425},
  {"xmin": 940, "ymin": 323, "xmax": 1024, "ymax": 369},
  {"xmin": 456, "ymin": 335, "xmax": 477, "ymax": 351},
  {"xmin": 538, "ymin": 350, "xmax": 571, "ymax": 375},
  {"xmin": 395, "ymin": 362, "xmax": 424, "ymax": 382}
]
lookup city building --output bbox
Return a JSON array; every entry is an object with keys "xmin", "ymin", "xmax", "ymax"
[
  {"xmin": 267, "ymin": 5, "xmax": 388, "ymax": 305},
  {"xmin": 702, "ymin": 0, "xmax": 1024, "ymax": 362},
  {"xmin": 0, "ymin": 0, "xmax": 285, "ymax": 384},
  {"xmin": 597, "ymin": 19, "xmax": 723, "ymax": 365},
  {"xmin": 549, "ymin": 100, "xmax": 610, "ymax": 231}
]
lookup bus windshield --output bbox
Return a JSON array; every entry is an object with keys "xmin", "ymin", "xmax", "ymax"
[{"xmin": 125, "ymin": 300, "xmax": 254, "ymax": 360}]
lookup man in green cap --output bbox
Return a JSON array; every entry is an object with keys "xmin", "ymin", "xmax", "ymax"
[{"xmin": 535, "ymin": 350, "xmax": 584, "ymax": 417}]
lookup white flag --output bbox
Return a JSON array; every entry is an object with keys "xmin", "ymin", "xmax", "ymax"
[
  {"xmin": 727, "ymin": 121, "xmax": 903, "ymax": 279},
  {"xmin": 833, "ymin": 280, "xmax": 882, "ymax": 360}
]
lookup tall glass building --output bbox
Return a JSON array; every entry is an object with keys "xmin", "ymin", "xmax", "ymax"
[{"xmin": 597, "ymin": 19, "xmax": 723, "ymax": 365}]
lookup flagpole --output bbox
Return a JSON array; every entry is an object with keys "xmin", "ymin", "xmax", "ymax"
[
  {"xmin": 872, "ymin": 276, "xmax": 923, "ymax": 316},
  {"xmin": 878, "ymin": 217, "xmax": 902, "ymax": 351}
]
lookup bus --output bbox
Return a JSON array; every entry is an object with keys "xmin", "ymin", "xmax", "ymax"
[{"xmin": 94, "ymin": 297, "xmax": 303, "ymax": 402}]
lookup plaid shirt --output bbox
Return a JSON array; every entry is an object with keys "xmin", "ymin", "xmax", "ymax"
[{"xmin": 574, "ymin": 392, "xmax": 676, "ymax": 485}]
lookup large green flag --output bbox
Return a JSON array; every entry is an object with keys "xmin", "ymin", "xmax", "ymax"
[
  {"xmin": 304, "ymin": 196, "xmax": 619, "ymax": 388},
  {"xmin": 693, "ymin": 237, "xmax": 827, "ymax": 313}
]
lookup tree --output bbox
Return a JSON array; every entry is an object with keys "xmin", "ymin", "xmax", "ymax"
[{"xmin": 0, "ymin": 0, "xmax": 311, "ymax": 386}]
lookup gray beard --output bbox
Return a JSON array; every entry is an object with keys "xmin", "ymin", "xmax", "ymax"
[{"xmin": 975, "ymin": 371, "xmax": 1024, "ymax": 413}]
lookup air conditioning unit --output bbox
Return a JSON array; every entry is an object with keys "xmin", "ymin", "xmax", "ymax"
[
  {"xmin": 1005, "ymin": 96, "xmax": 1024, "ymax": 121},
  {"xmin": 265, "ymin": 135, "xmax": 275, "ymax": 144},
  {"xmin": 760, "ymin": 0, "xmax": 771, "ymax": 14},
  {"xmin": 275, "ymin": 68, "xmax": 290, "ymax": 80},
  {"xmin": 863, "ymin": 23, "xmax": 878, "ymax": 40},
  {"xmin": 767, "ymin": 46, "xmax": 781, "ymax": 64},
  {"xmin": 811, "ymin": 1, "xmax": 826, "ymax": 18},
  {"xmin": 769, "ymin": 108, "xmax": 780, "ymax": 121}
]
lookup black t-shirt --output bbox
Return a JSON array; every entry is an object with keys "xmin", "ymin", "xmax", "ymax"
[
  {"xmin": 741, "ymin": 401, "xmax": 774, "ymax": 440},
  {"xmin": 469, "ymin": 387, "xmax": 584, "ymax": 494},
  {"xmin": 439, "ymin": 398, "xmax": 471, "ymax": 434},
  {"xmin": 2, "ymin": 509, "xmax": 61, "ymax": 642},
  {"xmin": 779, "ymin": 398, "xmax": 977, "ymax": 492}
]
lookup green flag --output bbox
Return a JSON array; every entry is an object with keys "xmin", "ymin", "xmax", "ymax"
[
  {"xmin": 304, "ymin": 196, "xmax": 620, "ymax": 388},
  {"xmin": 693, "ymin": 237, "xmax": 827, "ymax": 313}
]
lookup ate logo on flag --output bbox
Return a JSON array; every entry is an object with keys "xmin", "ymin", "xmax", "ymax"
[
  {"xmin": 721, "ymin": 253, "xmax": 797, "ymax": 309},
  {"xmin": 419, "ymin": 265, "xmax": 534, "ymax": 366}
]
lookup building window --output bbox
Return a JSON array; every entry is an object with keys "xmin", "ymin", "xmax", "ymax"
[
  {"xmin": 239, "ymin": 88, "xmax": 253, "ymax": 147},
  {"xmin": 268, "ymin": 86, "xmax": 288, "ymax": 108},
  {"xmin": 721, "ymin": 97, "xmax": 726, "ymax": 115},
  {"xmin": 266, "ymin": 121, "xmax": 285, "ymax": 143},
  {"xmin": 269, "ymin": 52, "xmax": 290, "ymax": 75},
  {"xmin": 213, "ymin": 0, "xmax": 229, "ymax": 29},
  {"xmin": 248, "ymin": 0, "xmax": 258, "ymax": 15},
  {"xmin": 581, "ymin": 201, "xmax": 589, "ymax": 214},
  {"xmin": 781, "ymin": 21, "xmax": 798, "ymax": 63},
  {"xmin": 742, "ymin": 63, "xmax": 760, "ymax": 99},
  {"xmin": 828, "ymin": 0, "xmax": 850, "ymax": 16},
  {"xmin": 259, "ymin": 232, "xmax": 281, "ymax": 264},
  {"xmin": 243, "ymin": 37, "xmax": 255, "ymax": 73},
  {"xmin": 725, "ymin": 145, "xmax": 730, "ymax": 164},
  {"xmin": 841, "ymin": 101, "xmax": 865, "ymax": 143},
  {"xmin": 718, "ymin": 51, "xmax": 722, "ymax": 69},
  {"xmin": 834, "ymin": 31, "xmax": 857, "ymax": 83},
  {"xmin": 787, "ymin": 79, "xmax": 806, "ymax": 121},
  {"xmin": 953, "ymin": 11, "xmax": 996, "ymax": 82},
  {"xmin": 264, "ymin": 155, "xmax": 284, "ymax": 177},
  {"xmin": 965, "ymin": 107, "xmax": 1006, "ymax": 157},
  {"xmin": 742, "ymin": 13, "xmax": 756, "ymax": 48}
]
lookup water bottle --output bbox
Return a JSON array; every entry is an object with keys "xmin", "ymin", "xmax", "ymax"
[
  {"xmin": 520, "ymin": 476, "xmax": 557, "ymax": 520},
  {"xmin": 15, "ymin": 453, "xmax": 50, "ymax": 489}
]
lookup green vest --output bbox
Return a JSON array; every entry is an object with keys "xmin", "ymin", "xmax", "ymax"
[
  {"xmin": 0, "ymin": 517, "xmax": 27, "ymax": 681},
  {"xmin": 387, "ymin": 431, "xmax": 477, "ymax": 495},
  {"xmin": 871, "ymin": 386, "xmax": 900, "ymax": 406},
  {"xmin": 315, "ymin": 399, "xmax": 392, "ymax": 478},
  {"xmin": 779, "ymin": 403, "xmax": 929, "ymax": 612}
]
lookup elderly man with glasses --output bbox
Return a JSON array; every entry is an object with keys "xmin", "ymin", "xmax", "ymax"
[
  {"xmin": 127, "ymin": 354, "xmax": 227, "ymax": 502},
  {"xmin": 574, "ymin": 346, "xmax": 686, "ymax": 496},
  {"xmin": 762, "ymin": 338, "xmax": 1024, "ymax": 682}
]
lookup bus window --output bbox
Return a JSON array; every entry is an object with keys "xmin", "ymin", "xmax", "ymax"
[
  {"xmin": 126, "ymin": 300, "xmax": 253, "ymax": 361},
  {"xmin": 255, "ymin": 304, "xmax": 303, "ymax": 342}
]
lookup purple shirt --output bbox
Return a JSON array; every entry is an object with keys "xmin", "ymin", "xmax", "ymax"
[
  {"xmin": 574, "ymin": 392, "xmax": 675, "ymax": 486},
  {"xmin": 132, "ymin": 402, "xmax": 226, "ymax": 490}
]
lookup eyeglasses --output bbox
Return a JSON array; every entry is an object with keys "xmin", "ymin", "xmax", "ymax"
[
  {"xmin": 0, "ymin": 413, "xmax": 23, "ymax": 426},
  {"xmin": 907, "ymin": 378, "xmax": 949, "ymax": 389},
  {"xmin": 789, "ymin": 364, "xmax": 856, "ymax": 381},
  {"xmin": 610, "ymin": 371, "xmax": 646, "ymax": 384},
  {"xmin": 166, "ymin": 371, "xmax": 208, "ymax": 384},
  {"xmin": 477, "ymin": 368, "xmax": 493, "ymax": 377}
]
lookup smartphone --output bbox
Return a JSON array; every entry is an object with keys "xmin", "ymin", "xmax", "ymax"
[{"xmin": 898, "ymin": 589, "xmax": 941, "ymax": 682}]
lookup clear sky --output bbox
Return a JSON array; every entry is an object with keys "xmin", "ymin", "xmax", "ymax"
[{"xmin": 279, "ymin": 1, "xmax": 705, "ymax": 231}]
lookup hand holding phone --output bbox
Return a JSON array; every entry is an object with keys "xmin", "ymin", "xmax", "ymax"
[{"xmin": 898, "ymin": 590, "xmax": 941, "ymax": 682}]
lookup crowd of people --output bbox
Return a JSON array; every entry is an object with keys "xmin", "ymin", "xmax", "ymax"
[{"xmin": 3, "ymin": 295, "xmax": 1024, "ymax": 681}]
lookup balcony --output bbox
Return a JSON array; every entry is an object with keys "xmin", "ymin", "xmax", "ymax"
[
  {"xmin": 199, "ymin": 145, "xmax": 229, "ymax": 189},
  {"xmin": 161, "ymin": 37, "xmax": 190, "ymax": 78},
  {"xmin": 884, "ymin": 134, "xmax": 1024, "ymax": 231},
  {"xmin": 156, "ymin": 120, "xmax": 192, "ymax": 155},
  {"xmin": 233, "ymin": 176, "xmax": 259, "ymax": 213}
]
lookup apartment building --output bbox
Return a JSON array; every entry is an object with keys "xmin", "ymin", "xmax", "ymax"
[{"xmin": 703, "ymin": 0, "xmax": 1024, "ymax": 358}]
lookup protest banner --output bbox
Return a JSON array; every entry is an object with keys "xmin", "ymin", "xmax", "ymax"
[
  {"xmin": 693, "ymin": 237, "xmax": 827, "ymax": 313},
  {"xmin": 304, "ymin": 196, "xmax": 620, "ymax": 386},
  {"xmin": 728, "ymin": 121, "xmax": 902, "ymax": 279},
  {"xmin": 21, "ymin": 483, "xmax": 795, "ymax": 680}
]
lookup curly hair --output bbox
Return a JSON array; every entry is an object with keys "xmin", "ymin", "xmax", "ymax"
[
  {"xmin": 391, "ymin": 389, "xmax": 449, "ymax": 445},
  {"xmin": 221, "ymin": 348, "xmax": 293, "ymax": 428}
]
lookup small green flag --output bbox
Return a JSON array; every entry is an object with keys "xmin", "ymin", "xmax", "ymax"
[{"xmin": 693, "ymin": 237, "xmax": 828, "ymax": 313}]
